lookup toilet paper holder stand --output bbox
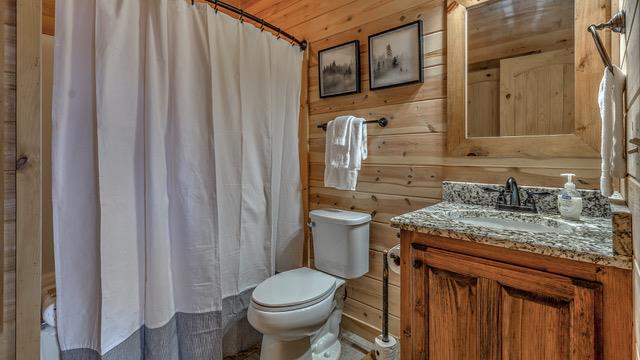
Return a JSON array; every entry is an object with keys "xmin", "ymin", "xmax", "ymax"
[
  {"xmin": 388, "ymin": 252, "xmax": 400, "ymax": 266},
  {"xmin": 382, "ymin": 249, "xmax": 401, "ymax": 342}
]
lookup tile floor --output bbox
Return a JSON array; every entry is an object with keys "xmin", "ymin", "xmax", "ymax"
[{"xmin": 223, "ymin": 336, "xmax": 370, "ymax": 360}]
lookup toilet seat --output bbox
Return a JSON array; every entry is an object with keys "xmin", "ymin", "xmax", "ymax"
[{"xmin": 251, "ymin": 268, "xmax": 337, "ymax": 312}]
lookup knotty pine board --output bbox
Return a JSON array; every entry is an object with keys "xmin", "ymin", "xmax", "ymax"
[
  {"xmin": 1, "ymin": 0, "xmax": 16, "ymax": 357},
  {"xmin": 308, "ymin": 98, "xmax": 446, "ymax": 138}
]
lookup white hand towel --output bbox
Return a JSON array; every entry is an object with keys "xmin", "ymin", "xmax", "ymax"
[
  {"xmin": 326, "ymin": 116, "xmax": 353, "ymax": 168},
  {"xmin": 349, "ymin": 117, "xmax": 367, "ymax": 170},
  {"xmin": 598, "ymin": 65, "xmax": 626, "ymax": 197},
  {"xmin": 324, "ymin": 117, "xmax": 368, "ymax": 190},
  {"xmin": 332, "ymin": 115, "xmax": 353, "ymax": 146}
]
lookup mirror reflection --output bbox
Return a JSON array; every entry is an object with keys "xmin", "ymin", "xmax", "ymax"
[{"xmin": 466, "ymin": 0, "xmax": 575, "ymax": 138}]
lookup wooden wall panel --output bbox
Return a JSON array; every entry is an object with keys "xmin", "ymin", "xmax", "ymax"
[
  {"xmin": 1, "ymin": 0, "xmax": 14, "ymax": 355},
  {"xmin": 16, "ymin": 0, "xmax": 42, "ymax": 357},
  {"xmin": 1, "ymin": 0, "xmax": 16, "ymax": 357}
]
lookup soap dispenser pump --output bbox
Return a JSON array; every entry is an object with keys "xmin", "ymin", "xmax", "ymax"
[{"xmin": 558, "ymin": 173, "xmax": 583, "ymax": 220}]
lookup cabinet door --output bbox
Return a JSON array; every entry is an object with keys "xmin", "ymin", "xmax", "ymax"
[{"xmin": 408, "ymin": 246, "xmax": 601, "ymax": 360}]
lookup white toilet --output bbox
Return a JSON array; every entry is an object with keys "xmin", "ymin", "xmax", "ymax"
[{"xmin": 248, "ymin": 208, "xmax": 371, "ymax": 360}]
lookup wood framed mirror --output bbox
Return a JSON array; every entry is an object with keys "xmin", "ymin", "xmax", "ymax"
[{"xmin": 447, "ymin": 0, "xmax": 612, "ymax": 158}]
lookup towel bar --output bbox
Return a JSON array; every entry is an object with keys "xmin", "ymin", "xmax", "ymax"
[
  {"xmin": 317, "ymin": 117, "xmax": 388, "ymax": 131},
  {"xmin": 588, "ymin": 11, "xmax": 626, "ymax": 73}
]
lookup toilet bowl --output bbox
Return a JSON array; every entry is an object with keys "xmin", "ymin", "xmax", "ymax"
[
  {"xmin": 248, "ymin": 209, "xmax": 371, "ymax": 360},
  {"xmin": 248, "ymin": 268, "xmax": 346, "ymax": 360}
]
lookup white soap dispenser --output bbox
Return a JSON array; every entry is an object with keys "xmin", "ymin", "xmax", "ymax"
[{"xmin": 558, "ymin": 173, "xmax": 583, "ymax": 220}]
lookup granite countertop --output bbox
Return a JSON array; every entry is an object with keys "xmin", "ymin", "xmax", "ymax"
[{"xmin": 390, "ymin": 182, "xmax": 633, "ymax": 269}]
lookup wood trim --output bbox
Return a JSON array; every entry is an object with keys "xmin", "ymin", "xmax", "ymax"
[
  {"xmin": 411, "ymin": 231, "xmax": 604, "ymax": 280},
  {"xmin": 600, "ymin": 266, "xmax": 633, "ymax": 360},
  {"xmin": 299, "ymin": 47, "xmax": 311, "ymax": 266},
  {"xmin": 42, "ymin": 0, "xmax": 53, "ymax": 35},
  {"xmin": 446, "ymin": 0, "xmax": 608, "ymax": 158},
  {"xmin": 446, "ymin": 0, "xmax": 467, "ymax": 154},
  {"xmin": 423, "ymin": 247, "xmax": 579, "ymax": 299},
  {"xmin": 399, "ymin": 229, "xmax": 412, "ymax": 360},
  {"xmin": 16, "ymin": 0, "xmax": 41, "ymax": 358},
  {"xmin": 0, "ymin": 0, "xmax": 5, "ymax": 331}
]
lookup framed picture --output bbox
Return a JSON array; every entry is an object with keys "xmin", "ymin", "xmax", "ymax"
[
  {"xmin": 318, "ymin": 40, "xmax": 360, "ymax": 98},
  {"xmin": 368, "ymin": 20, "xmax": 423, "ymax": 90}
]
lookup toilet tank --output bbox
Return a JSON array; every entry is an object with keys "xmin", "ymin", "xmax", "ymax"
[{"xmin": 309, "ymin": 209, "xmax": 371, "ymax": 279}]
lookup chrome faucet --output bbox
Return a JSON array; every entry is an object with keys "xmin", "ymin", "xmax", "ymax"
[{"xmin": 484, "ymin": 177, "xmax": 550, "ymax": 213}]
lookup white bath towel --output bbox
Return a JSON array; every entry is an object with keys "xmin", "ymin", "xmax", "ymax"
[
  {"xmin": 327, "ymin": 116, "xmax": 354, "ymax": 168},
  {"xmin": 324, "ymin": 117, "xmax": 368, "ymax": 190},
  {"xmin": 598, "ymin": 65, "xmax": 626, "ymax": 197}
]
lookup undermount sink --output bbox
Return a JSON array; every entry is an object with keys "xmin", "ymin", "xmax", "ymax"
[
  {"xmin": 444, "ymin": 209, "xmax": 575, "ymax": 234},
  {"xmin": 457, "ymin": 217, "xmax": 572, "ymax": 234}
]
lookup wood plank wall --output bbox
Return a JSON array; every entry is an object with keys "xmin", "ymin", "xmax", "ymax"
[
  {"xmin": 16, "ymin": 0, "xmax": 42, "ymax": 356},
  {"xmin": 1, "ymin": 0, "xmax": 16, "ymax": 357},
  {"xmin": 620, "ymin": 0, "xmax": 640, "ymax": 358},
  {"xmin": 244, "ymin": 0, "xmax": 603, "ymax": 341}
]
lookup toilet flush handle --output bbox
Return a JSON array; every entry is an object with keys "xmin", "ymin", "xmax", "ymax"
[{"xmin": 306, "ymin": 221, "xmax": 315, "ymax": 228}]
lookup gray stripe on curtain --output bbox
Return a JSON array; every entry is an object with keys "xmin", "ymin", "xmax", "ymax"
[{"xmin": 60, "ymin": 288, "xmax": 260, "ymax": 360}]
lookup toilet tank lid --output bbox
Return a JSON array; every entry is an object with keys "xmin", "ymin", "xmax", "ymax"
[{"xmin": 310, "ymin": 209, "xmax": 371, "ymax": 225}]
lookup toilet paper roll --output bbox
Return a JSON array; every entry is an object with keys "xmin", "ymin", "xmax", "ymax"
[
  {"xmin": 374, "ymin": 335, "xmax": 399, "ymax": 360},
  {"xmin": 387, "ymin": 244, "xmax": 401, "ymax": 274},
  {"xmin": 42, "ymin": 294, "xmax": 56, "ymax": 328}
]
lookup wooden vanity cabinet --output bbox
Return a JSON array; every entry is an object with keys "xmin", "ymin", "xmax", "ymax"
[{"xmin": 400, "ymin": 231, "xmax": 632, "ymax": 360}]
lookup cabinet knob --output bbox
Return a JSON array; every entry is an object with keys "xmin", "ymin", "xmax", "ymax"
[{"xmin": 413, "ymin": 259, "xmax": 423, "ymax": 269}]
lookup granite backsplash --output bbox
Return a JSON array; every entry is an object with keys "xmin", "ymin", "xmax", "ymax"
[{"xmin": 442, "ymin": 181, "xmax": 611, "ymax": 217}]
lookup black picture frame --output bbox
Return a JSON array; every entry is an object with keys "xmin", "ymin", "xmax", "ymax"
[
  {"xmin": 318, "ymin": 40, "xmax": 361, "ymax": 98},
  {"xmin": 368, "ymin": 20, "xmax": 424, "ymax": 90}
]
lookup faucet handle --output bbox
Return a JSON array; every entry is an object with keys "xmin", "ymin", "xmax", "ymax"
[
  {"xmin": 523, "ymin": 193, "xmax": 537, "ymax": 210},
  {"xmin": 522, "ymin": 190, "xmax": 550, "ymax": 213}
]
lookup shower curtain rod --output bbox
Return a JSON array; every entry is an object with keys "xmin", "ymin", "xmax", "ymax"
[{"xmin": 197, "ymin": 0, "xmax": 307, "ymax": 50}]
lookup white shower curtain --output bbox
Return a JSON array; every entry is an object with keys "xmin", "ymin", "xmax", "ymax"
[{"xmin": 52, "ymin": 0, "xmax": 304, "ymax": 358}]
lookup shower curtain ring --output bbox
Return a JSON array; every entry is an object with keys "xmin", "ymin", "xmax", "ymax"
[
  {"xmin": 214, "ymin": 0, "xmax": 219, "ymax": 13},
  {"xmin": 260, "ymin": 19, "xmax": 265, "ymax": 32},
  {"xmin": 239, "ymin": 10, "xmax": 244, "ymax": 23},
  {"xmin": 276, "ymin": 28, "xmax": 282, "ymax": 39}
]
